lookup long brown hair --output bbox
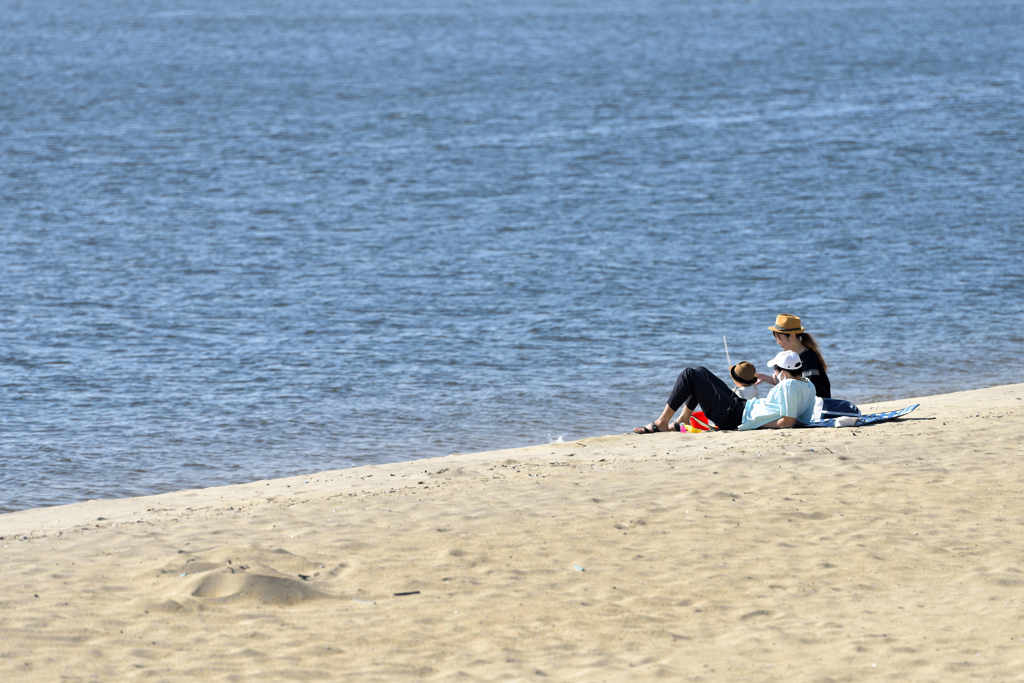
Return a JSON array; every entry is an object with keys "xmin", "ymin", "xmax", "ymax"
[{"xmin": 797, "ymin": 332, "xmax": 828, "ymax": 372}]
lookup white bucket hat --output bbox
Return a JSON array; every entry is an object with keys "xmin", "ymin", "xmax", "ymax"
[{"xmin": 767, "ymin": 350, "xmax": 803, "ymax": 371}]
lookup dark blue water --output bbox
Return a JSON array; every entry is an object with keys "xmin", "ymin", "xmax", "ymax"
[{"xmin": 2, "ymin": 0, "xmax": 1023, "ymax": 512}]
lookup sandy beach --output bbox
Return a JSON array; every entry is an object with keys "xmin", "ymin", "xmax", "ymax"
[{"xmin": 2, "ymin": 383, "xmax": 1024, "ymax": 681}]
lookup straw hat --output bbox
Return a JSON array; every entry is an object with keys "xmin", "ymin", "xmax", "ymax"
[
  {"xmin": 768, "ymin": 313, "xmax": 805, "ymax": 335},
  {"xmin": 729, "ymin": 361, "xmax": 757, "ymax": 386}
]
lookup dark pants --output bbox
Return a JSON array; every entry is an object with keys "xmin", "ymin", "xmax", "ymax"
[{"xmin": 667, "ymin": 367, "xmax": 747, "ymax": 430}]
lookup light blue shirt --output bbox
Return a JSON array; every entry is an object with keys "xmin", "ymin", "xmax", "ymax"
[{"xmin": 738, "ymin": 378, "xmax": 817, "ymax": 431}]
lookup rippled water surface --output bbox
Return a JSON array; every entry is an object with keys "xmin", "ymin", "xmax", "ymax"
[{"xmin": 2, "ymin": 0, "xmax": 1023, "ymax": 511}]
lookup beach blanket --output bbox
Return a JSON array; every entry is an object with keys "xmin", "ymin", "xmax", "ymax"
[{"xmin": 801, "ymin": 404, "xmax": 919, "ymax": 428}]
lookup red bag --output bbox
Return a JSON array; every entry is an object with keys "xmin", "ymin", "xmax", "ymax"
[{"xmin": 689, "ymin": 411, "xmax": 715, "ymax": 431}]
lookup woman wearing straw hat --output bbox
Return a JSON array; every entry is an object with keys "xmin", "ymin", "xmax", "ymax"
[
  {"xmin": 755, "ymin": 314, "xmax": 831, "ymax": 398},
  {"xmin": 632, "ymin": 350, "xmax": 817, "ymax": 433}
]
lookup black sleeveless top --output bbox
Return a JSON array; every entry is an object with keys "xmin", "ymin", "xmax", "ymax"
[{"xmin": 799, "ymin": 348, "xmax": 831, "ymax": 398}]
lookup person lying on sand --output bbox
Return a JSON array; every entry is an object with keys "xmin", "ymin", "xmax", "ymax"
[{"xmin": 633, "ymin": 350, "xmax": 816, "ymax": 433}]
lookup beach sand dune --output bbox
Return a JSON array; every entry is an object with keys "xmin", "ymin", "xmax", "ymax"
[{"xmin": 2, "ymin": 384, "xmax": 1024, "ymax": 681}]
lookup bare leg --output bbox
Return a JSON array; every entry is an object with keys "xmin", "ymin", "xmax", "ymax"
[{"xmin": 676, "ymin": 405, "xmax": 694, "ymax": 428}]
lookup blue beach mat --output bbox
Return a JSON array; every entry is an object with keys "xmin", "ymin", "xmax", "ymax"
[{"xmin": 802, "ymin": 404, "xmax": 920, "ymax": 428}]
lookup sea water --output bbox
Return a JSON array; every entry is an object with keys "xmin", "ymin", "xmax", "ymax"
[{"xmin": 2, "ymin": 0, "xmax": 1022, "ymax": 511}]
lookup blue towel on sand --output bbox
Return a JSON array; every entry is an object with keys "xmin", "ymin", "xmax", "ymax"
[{"xmin": 802, "ymin": 404, "xmax": 919, "ymax": 428}]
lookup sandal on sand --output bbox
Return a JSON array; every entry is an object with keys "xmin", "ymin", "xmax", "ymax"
[
  {"xmin": 633, "ymin": 422, "xmax": 663, "ymax": 434},
  {"xmin": 667, "ymin": 420, "xmax": 682, "ymax": 432}
]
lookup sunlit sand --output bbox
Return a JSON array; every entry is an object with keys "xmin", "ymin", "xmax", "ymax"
[{"xmin": 3, "ymin": 384, "xmax": 1023, "ymax": 681}]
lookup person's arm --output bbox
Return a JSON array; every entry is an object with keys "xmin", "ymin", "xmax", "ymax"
[
  {"xmin": 757, "ymin": 416, "xmax": 797, "ymax": 429},
  {"xmin": 754, "ymin": 372, "xmax": 777, "ymax": 385}
]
